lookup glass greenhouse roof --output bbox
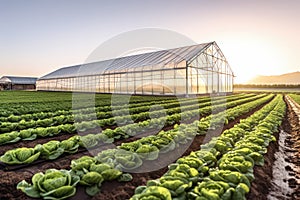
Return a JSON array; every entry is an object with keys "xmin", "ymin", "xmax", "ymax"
[
  {"xmin": 39, "ymin": 42, "xmax": 213, "ymax": 80},
  {"xmin": 0, "ymin": 76, "xmax": 37, "ymax": 84}
]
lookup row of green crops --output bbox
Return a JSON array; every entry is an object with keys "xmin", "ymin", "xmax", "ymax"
[
  {"xmin": 0, "ymin": 92, "xmax": 192, "ymax": 123},
  {"xmin": 0, "ymin": 94, "xmax": 260, "ymax": 146},
  {"xmin": 130, "ymin": 95, "xmax": 286, "ymax": 200},
  {"xmin": 289, "ymin": 93, "xmax": 300, "ymax": 105},
  {"xmin": 0, "ymin": 94, "xmax": 268, "ymax": 165},
  {"xmin": 0, "ymin": 94, "xmax": 254, "ymax": 133},
  {"xmin": 0, "ymin": 91, "xmax": 173, "ymax": 117},
  {"xmin": 0, "ymin": 94, "xmax": 259, "ymax": 164},
  {"xmin": 1, "ymin": 94, "xmax": 237, "ymax": 164},
  {"xmin": 0, "ymin": 93, "xmax": 251, "ymax": 133},
  {"xmin": 0, "ymin": 93, "xmax": 239, "ymax": 132},
  {"xmin": 15, "ymin": 94, "xmax": 274, "ymax": 199}
]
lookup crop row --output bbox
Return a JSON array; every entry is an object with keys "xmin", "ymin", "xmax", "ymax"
[
  {"xmin": 0, "ymin": 93, "xmax": 251, "ymax": 133},
  {"xmin": 0, "ymin": 94, "xmax": 260, "ymax": 146},
  {"xmin": 0, "ymin": 93, "xmax": 249, "ymax": 125},
  {"xmin": 0, "ymin": 93, "xmax": 264, "ymax": 165},
  {"xmin": 0, "ymin": 93, "xmax": 239, "ymax": 131},
  {"xmin": 0, "ymin": 94, "xmax": 175, "ymax": 120},
  {"xmin": 0, "ymin": 93, "xmax": 189, "ymax": 123},
  {"xmin": 130, "ymin": 95, "xmax": 286, "ymax": 200},
  {"xmin": 0, "ymin": 93, "xmax": 268, "ymax": 165},
  {"xmin": 14, "ymin": 94, "xmax": 274, "ymax": 199},
  {"xmin": 0, "ymin": 93, "xmax": 173, "ymax": 117},
  {"xmin": 289, "ymin": 93, "xmax": 300, "ymax": 105}
]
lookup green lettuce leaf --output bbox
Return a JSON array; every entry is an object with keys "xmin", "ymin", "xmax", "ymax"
[
  {"xmin": 0, "ymin": 147, "xmax": 40, "ymax": 165},
  {"xmin": 17, "ymin": 169, "xmax": 80, "ymax": 200}
]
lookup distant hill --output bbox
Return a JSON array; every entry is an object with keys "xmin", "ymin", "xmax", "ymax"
[{"xmin": 247, "ymin": 71, "xmax": 300, "ymax": 84}]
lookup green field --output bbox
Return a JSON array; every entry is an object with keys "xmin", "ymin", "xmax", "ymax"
[{"xmin": 0, "ymin": 91, "xmax": 298, "ymax": 200}]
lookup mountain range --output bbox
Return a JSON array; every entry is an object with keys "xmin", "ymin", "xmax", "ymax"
[{"xmin": 246, "ymin": 71, "xmax": 300, "ymax": 84}]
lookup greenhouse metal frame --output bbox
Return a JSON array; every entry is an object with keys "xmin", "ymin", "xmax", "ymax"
[{"xmin": 37, "ymin": 42, "xmax": 234, "ymax": 95}]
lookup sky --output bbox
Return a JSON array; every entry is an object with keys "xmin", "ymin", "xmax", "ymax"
[{"xmin": 1, "ymin": 0, "xmax": 299, "ymax": 83}]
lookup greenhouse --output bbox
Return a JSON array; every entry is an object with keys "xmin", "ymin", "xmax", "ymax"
[
  {"xmin": 37, "ymin": 42, "xmax": 234, "ymax": 95},
  {"xmin": 0, "ymin": 76, "xmax": 37, "ymax": 90}
]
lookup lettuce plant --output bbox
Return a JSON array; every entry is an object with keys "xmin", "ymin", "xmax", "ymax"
[
  {"xmin": 94, "ymin": 149, "xmax": 117, "ymax": 163},
  {"xmin": 53, "ymin": 115, "xmax": 68, "ymax": 124},
  {"xmin": 45, "ymin": 127, "xmax": 61, "ymax": 136},
  {"xmin": 158, "ymin": 176, "xmax": 192, "ymax": 197},
  {"xmin": 188, "ymin": 179, "xmax": 249, "ymax": 200},
  {"xmin": 165, "ymin": 164, "xmax": 199, "ymax": 184},
  {"xmin": 114, "ymin": 150, "xmax": 143, "ymax": 170},
  {"xmin": 60, "ymin": 136, "xmax": 80, "ymax": 153},
  {"xmin": 78, "ymin": 134, "xmax": 99, "ymax": 148},
  {"xmin": 7, "ymin": 115, "xmax": 20, "ymax": 122},
  {"xmin": 96, "ymin": 133, "xmax": 114, "ymax": 144},
  {"xmin": 58, "ymin": 124, "xmax": 76, "ymax": 134},
  {"xmin": 70, "ymin": 156, "xmax": 132, "ymax": 196},
  {"xmin": 75, "ymin": 121, "xmax": 97, "ymax": 132},
  {"xmin": 17, "ymin": 169, "xmax": 80, "ymax": 199},
  {"xmin": 36, "ymin": 118, "xmax": 54, "ymax": 127},
  {"xmin": 79, "ymin": 171, "xmax": 104, "ymax": 196},
  {"xmin": 151, "ymin": 136, "xmax": 175, "ymax": 153},
  {"xmin": 19, "ymin": 129, "xmax": 37, "ymax": 141},
  {"xmin": 135, "ymin": 144, "xmax": 159, "ymax": 160},
  {"xmin": 0, "ymin": 147, "xmax": 40, "ymax": 164},
  {"xmin": 79, "ymin": 163, "xmax": 129, "ymax": 196},
  {"xmin": 0, "ymin": 122, "xmax": 17, "ymax": 133},
  {"xmin": 70, "ymin": 156, "xmax": 96, "ymax": 176},
  {"xmin": 131, "ymin": 186, "xmax": 172, "ymax": 200},
  {"xmin": 34, "ymin": 140, "xmax": 64, "ymax": 160},
  {"xmin": 119, "ymin": 141, "xmax": 142, "ymax": 152},
  {"xmin": 95, "ymin": 149, "xmax": 143, "ymax": 171},
  {"xmin": 0, "ymin": 131, "xmax": 21, "ymax": 145},
  {"xmin": 90, "ymin": 163, "xmax": 122, "ymax": 180},
  {"xmin": 176, "ymin": 156, "xmax": 208, "ymax": 175},
  {"xmin": 208, "ymin": 170, "xmax": 250, "ymax": 188},
  {"xmin": 144, "ymin": 175, "xmax": 192, "ymax": 198},
  {"xmin": 18, "ymin": 119, "xmax": 34, "ymax": 129},
  {"xmin": 34, "ymin": 127, "xmax": 50, "ymax": 137},
  {"xmin": 218, "ymin": 152, "xmax": 254, "ymax": 174}
]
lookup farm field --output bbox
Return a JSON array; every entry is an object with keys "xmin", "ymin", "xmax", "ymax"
[
  {"xmin": 0, "ymin": 91, "xmax": 299, "ymax": 200},
  {"xmin": 234, "ymin": 87, "xmax": 300, "ymax": 93}
]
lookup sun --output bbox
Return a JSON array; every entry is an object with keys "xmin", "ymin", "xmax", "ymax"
[{"xmin": 217, "ymin": 33, "xmax": 286, "ymax": 84}]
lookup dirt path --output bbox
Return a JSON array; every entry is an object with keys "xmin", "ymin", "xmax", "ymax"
[{"xmin": 270, "ymin": 96, "xmax": 300, "ymax": 199}]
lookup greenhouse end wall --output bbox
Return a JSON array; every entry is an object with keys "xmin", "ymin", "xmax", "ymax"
[
  {"xmin": 37, "ymin": 43, "xmax": 234, "ymax": 95},
  {"xmin": 186, "ymin": 43, "xmax": 233, "ymax": 94}
]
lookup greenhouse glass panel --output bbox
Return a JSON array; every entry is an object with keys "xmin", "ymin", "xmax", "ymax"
[{"xmin": 37, "ymin": 42, "xmax": 234, "ymax": 95}]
